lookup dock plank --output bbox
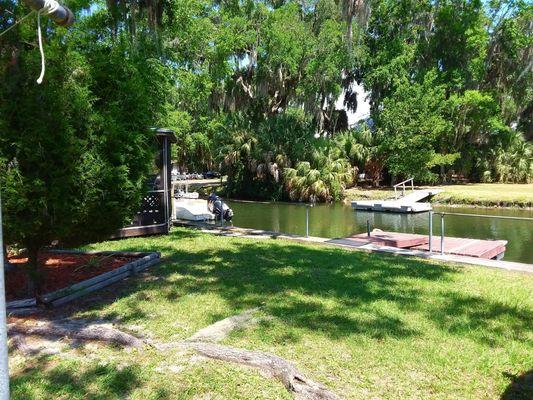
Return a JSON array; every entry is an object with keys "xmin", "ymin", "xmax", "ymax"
[
  {"xmin": 342, "ymin": 230, "xmax": 507, "ymax": 260},
  {"xmin": 413, "ymin": 238, "xmax": 507, "ymax": 259},
  {"xmin": 349, "ymin": 231, "xmax": 429, "ymax": 248}
]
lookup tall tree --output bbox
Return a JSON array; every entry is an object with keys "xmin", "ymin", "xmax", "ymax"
[{"xmin": 0, "ymin": 0, "xmax": 173, "ymax": 289}]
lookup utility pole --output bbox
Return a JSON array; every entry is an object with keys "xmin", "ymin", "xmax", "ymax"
[
  {"xmin": 0, "ymin": 2, "xmax": 74, "ymax": 398},
  {"xmin": 0, "ymin": 195, "xmax": 8, "ymax": 400}
]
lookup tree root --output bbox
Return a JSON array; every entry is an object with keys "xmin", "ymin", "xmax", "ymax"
[
  {"xmin": 7, "ymin": 319, "xmax": 145, "ymax": 349},
  {"xmin": 185, "ymin": 341, "xmax": 341, "ymax": 400},
  {"xmin": 8, "ymin": 317, "xmax": 342, "ymax": 400},
  {"xmin": 187, "ymin": 307, "xmax": 260, "ymax": 343}
]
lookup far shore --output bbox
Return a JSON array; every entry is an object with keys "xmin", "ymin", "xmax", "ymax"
[
  {"xmin": 189, "ymin": 181, "xmax": 533, "ymax": 209},
  {"xmin": 345, "ymin": 183, "xmax": 533, "ymax": 209}
]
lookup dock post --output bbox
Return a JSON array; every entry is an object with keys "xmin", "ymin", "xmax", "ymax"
[
  {"xmin": 428, "ymin": 211, "xmax": 433, "ymax": 253},
  {"xmin": 306, "ymin": 205, "xmax": 309, "ymax": 238},
  {"xmin": 440, "ymin": 214, "xmax": 445, "ymax": 254},
  {"xmin": 366, "ymin": 219, "xmax": 371, "ymax": 237}
]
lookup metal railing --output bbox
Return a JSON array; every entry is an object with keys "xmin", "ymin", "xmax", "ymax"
[
  {"xmin": 305, "ymin": 203, "xmax": 314, "ymax": 237},
  {"xmin": 428, "ymin": 211, "xmax": 533, "ymax": 255},
  {"xmin": 393, "ymin": 177, "xmax": 414, "ymax": 199}
]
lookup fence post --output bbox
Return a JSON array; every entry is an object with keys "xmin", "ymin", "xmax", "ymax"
[
  {"xmin": 367, "ymin": 219, "xmax": 371, "ymax": 237},
  {"xmin": 428, "ymin": 211, "xmax": 433, "ymax": 253},
  {"xmin": 440, "ymin": 214, "xmax": 445, "ymax": 255}
]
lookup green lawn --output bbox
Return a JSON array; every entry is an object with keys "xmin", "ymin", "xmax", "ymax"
[
  {"xmin": 10, "ymin": 228, "xmax": 533, "ymax": 399},
  {"xmin": 345, "ymin": 183, "xmax": 533, "ymax": 207}
]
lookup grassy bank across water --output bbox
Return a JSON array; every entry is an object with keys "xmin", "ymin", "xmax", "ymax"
[
  {"xmin": 9, "ymin": 228, "xmax": 533, "ymax": 399},
  {"xmin": 345, "ymin": 183, "xmax": 533, "ymax": 208}
]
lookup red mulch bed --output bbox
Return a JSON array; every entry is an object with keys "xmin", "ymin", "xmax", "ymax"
[{"xmin": 5, "ymin": 252, "xmax": 140, "ymax": 302}]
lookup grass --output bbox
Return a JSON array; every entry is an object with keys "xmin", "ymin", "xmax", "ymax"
[
  {"xmin": 430, "ymin": 183, "xmax": 533, "ymax": 207},
  {"xmin": 9, "ymin": 228, "xmax": 533, "ymax": 399},
  {"xmin": 345, "ymin": 183, "xmax": 533, "ymax": 207}
]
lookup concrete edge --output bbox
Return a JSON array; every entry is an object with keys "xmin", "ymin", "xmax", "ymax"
[{"xmin": 173, "ymin": 221, "xmax": 533, "ymax": 274}]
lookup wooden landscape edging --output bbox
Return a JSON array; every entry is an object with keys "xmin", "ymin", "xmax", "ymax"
[
  {"xmin": 39, "ymin": 251, "xmax": 160, "ymax": 307},
  {"xmin": 6, "ymin": 297, "xmax": 37, "ymax": 313}
]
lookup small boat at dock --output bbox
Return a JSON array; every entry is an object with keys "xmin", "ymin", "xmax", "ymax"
[{"xmin": 173, "ymin": 199, "xmax": 215, "ymax": 221}]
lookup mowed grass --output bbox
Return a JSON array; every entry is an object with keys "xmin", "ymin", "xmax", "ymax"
[
  {"xmin": 346, "ymin": 183, "xmax": 533, "ymax": 207},
  {"xmin": 10, "ymin": 228, "xmax": 533, "ymax": 399},
  {"xmin": 430, "ymin": 183, "xmax": 533, "ymax": 207}
]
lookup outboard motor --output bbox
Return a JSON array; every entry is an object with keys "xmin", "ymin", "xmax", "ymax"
[{"xmin": 208, "ymin": 193, "xmax": 233, "ymax": 221}]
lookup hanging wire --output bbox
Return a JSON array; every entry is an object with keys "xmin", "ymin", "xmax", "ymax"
[
  {"xmin": 0, "ymin": 0, "xmax": 61, "ymax": 84},
  {"xmin": 0, "ymin": 10, "xmax": 36, "ymax": 38}
]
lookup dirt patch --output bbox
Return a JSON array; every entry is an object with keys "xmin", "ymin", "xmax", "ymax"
[{"xmin": 6, "ymin": 252, "xmax": 140, "ymax": 301}]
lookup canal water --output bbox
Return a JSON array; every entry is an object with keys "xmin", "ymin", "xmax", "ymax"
[{"xmin": 223, "ymin": 200, "xmax": 533, "ymax": 264}]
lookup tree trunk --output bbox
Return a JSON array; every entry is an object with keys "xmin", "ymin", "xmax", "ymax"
[{"xmin": 25, "ymin": 244, "xmax": 41, "ymax": 296}]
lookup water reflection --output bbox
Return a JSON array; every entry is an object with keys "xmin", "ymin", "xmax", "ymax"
[{"xmin": 223, "ymin": 200, "xmax": 533, "ymax": 264}]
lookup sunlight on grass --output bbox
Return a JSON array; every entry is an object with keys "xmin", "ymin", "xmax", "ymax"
[{"xmin": 10, "ymin": 227, "xmax": 533, "ymax": 399}]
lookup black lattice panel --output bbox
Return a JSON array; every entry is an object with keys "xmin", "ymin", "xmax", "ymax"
[{"xmin": 130, "ymin": 192, "xmax": 166, "ymax": 225}]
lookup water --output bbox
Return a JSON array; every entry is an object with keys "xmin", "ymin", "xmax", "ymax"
[{"xmin": 222, "ymin": 200, "xmax": 533, "ymax": 264}]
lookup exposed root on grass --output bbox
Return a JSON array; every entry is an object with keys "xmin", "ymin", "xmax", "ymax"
[
  {"xmin": 7, "ymin": 319, "xmax": 145, "ymax": 349},
  {"xmin": 185, "ymin": 341, "xmax": 341, "ymax": 400},
  {"xmin": 187, "ymin": 307, "xmax": 260, "ymax": 343},
  {"xmin": 8, "ymin": 315, "xmax": 342, "ymax": 400}
]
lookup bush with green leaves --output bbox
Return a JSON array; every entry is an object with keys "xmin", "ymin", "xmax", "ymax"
[
  {"xmin": 284, "ymin": 146, "xmax": 353, "ymax": 202},
  {"xmin": 0, "ymin": 2, "xmax": 173, "ymax": 289}
]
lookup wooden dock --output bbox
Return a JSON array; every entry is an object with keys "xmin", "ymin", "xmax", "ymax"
[
  {"xmin": 336, "ymin": 230, "xmax": 507, "ymax": 260},
  {"xmin": 344, "ymin": 231, "xmax": 429, "ymax": 248},
  {"xmin": 412, "ymin": 238, "xmax": 507, "ymax": 260}
]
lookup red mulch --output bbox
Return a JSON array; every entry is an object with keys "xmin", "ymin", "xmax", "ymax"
[{"xmin": 5, "ymin": 252, "xmax": 139, "ymax": 302}]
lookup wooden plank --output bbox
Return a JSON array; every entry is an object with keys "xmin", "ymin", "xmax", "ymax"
[
  {"xmin": 40, "ymin": 261, "xmax": 135, "ymax": 303},
  {"xmin": 413, "ymin": 238, "xmax": 507, "ymax": 259},
  {"xmin": 6, "ymin": 298, "xmax": 36, "ymax": 309},
  {"xmin": 112, "ymin": 224, "xmax": 168, "ymax": 239},
  {"xmin": 48, "ymin": 249, "xmax": 159, "ymax": 258},
  {"xmin": 50, "ymin": 271, "xmax": 131, "ymax": 307},
  {"xmin": 6, "ymin": 307, "xmax": 40, "ymax": 316},
  {"xmin": 349, "ymin": 231, "xmax": 429, "ymax": 248},
  {"xmin": 133, "ymin": 257, "xmax": 160, "ymax": 273},
  {"xmin": 40, "ymin": 252, "xmax": 160, "ymax": 303}
]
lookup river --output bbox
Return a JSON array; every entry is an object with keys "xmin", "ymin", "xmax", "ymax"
[{"xmin": 221, "ymin": 200, "xmax": 533, "ymax": 264}]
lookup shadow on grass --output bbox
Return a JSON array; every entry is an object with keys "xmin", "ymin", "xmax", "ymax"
[
  {"xmin": 10, "ymin": 355, "xmax": 157, "ymax": 400},
  {"xmin": 46, "ymin": 228, "xmax": 532, "ymax": 345},
  {"xmin": 501, "ymin": 370, "xmax": 533, "ymax": 400}
]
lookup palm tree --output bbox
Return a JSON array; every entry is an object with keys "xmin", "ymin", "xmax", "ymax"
[{"xmin": 284, "ymin": 147, "xmax": 353, "ymax": 202}]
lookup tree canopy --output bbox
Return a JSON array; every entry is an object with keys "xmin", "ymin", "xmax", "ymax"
[{"xmin": 0, "ymin": 0, "xmax": 531, "ymax": 256}]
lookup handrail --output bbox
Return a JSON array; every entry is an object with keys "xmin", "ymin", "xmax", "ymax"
[
  {"xmin": 428, "ymin": 210, "xmax": 533, "ymax": 255},
  {"xmin": 432, "ymin": 212, "xmax": 533, "ymax": 222},
  {"xmin": 393, "ymin": 177, "xmax": 414, "ymax": 199},
  {"xmin": 393, "ymin": 177, "xmax": 414, "ymax": 188}
]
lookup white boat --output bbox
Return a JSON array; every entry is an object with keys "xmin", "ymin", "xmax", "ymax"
[
  {"xmin": 175, "ymin": 189, "xmax": 199, "ymax": 199},
  {"xmin": 173, "ymin": 199, "xmax": 215, "ymax": 221}
]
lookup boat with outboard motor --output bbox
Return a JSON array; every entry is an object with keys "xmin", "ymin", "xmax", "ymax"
[
  {"xmin": 207, "ymin": 193, "xmax": 233, "ymax": 221},
  {"xmin": 172, "ymin": 193, "xmax": 234, "ymax": 222}
]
